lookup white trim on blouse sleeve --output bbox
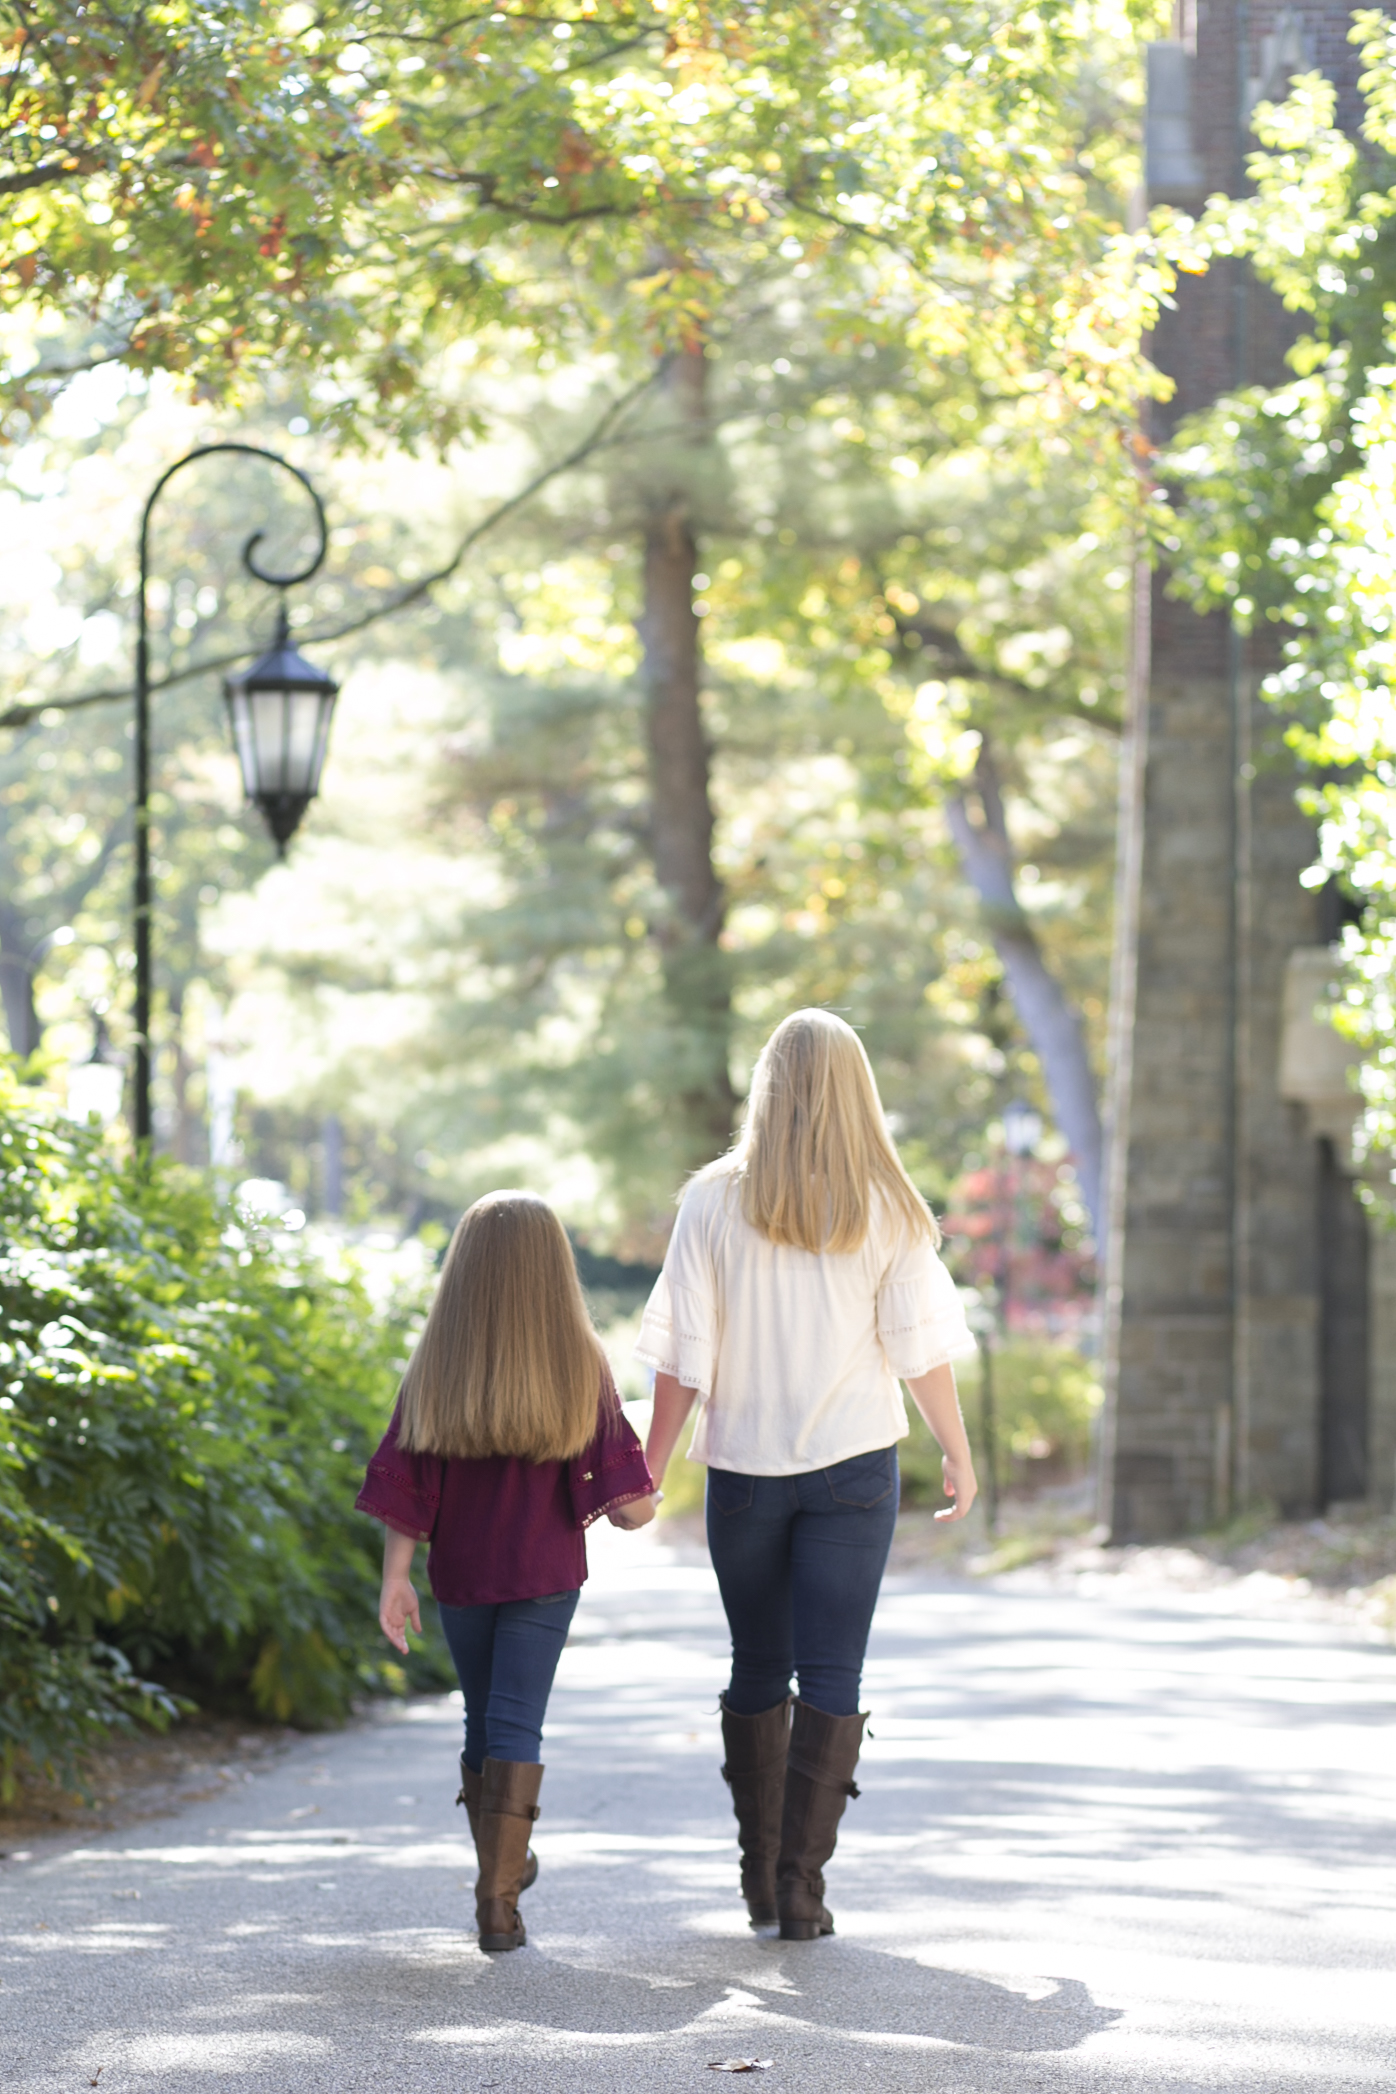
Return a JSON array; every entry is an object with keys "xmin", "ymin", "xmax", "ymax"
[
  {"xmin": 634, "ymin": 1271, "xmax": 715, "ymax": 1395},
  {"xmin": 876, "ymin": 1246, "xmax": 977, "ymax": 1380}
]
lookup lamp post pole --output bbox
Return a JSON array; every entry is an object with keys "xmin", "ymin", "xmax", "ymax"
[
  {"xmin": 132, "ymin": 444, "xmax": 332, "ymax": 1147},
  {"xmin": 988, "ymin": 1101, "xmax": 1043, "ymax": 1530}
]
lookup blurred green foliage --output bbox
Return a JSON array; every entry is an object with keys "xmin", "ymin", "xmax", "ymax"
[
  {"xmin": 0, "ymin": 1070, "xmax": 447, "ymax": 1799},
  {"xmin": 650, "ymin": 1340, "xmax": 1101, "ymax": 1525},
  {"xmin": 653, "ymin": 1412, "xmax": 708, "ymax": 1523},
  {"xmin": 1, "ymin": 2, "xmax": 1167, "ymax": 449},
  {"xmin": 0, "ymin": 354, "xmax": 1123, "ymax": 1253},
  {"xmin": 0, "ymin": 4, "xmax": 1162, "ymax": 1246},
  {"xmin": 899, "ymin": 1343, "xmax": 1102, "ymax": 1506}
]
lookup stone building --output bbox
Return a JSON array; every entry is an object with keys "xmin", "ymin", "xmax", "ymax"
[{"xmin": 1100, "ymin": 0, "xmax": 1396, "ymax": 1538}]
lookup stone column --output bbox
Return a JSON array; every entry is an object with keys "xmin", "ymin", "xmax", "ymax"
[{"xmin": 1101, "ymin": 0, "xmax": 1370, "ymax": 1539}]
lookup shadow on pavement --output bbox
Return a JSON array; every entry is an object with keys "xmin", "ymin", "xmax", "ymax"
[{"xmin": 305, "ymin": 1926, "xmax": 1123, "ymax": 2060}]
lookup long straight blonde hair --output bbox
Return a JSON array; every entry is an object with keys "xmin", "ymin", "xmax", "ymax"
[
  {"xmin": 397, "ymin": 1190, "xmax": 603, "ymax": 1463},
  {"xmin": 703, "ymin": 1009, "xmax": 938, "ymax": 1255}
]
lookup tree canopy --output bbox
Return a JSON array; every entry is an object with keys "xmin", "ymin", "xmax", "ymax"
[
  {"xmin": 0, "ymin": 0, "xmax": 1171, "ymax": 1244},
  {"xmin": 4, "ymin": 1, "xmax": 1161, "ymax": 444}
]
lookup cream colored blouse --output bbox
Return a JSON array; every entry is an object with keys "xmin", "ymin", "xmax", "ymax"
[{"xmin": 633, "ymin": 1172, "xmax": 976, "ymax": 1476}]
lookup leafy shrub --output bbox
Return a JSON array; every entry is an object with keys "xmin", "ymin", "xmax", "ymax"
[
  {"xmin": 898, "ymin": 1341, "xmax": 1102, "ymax": 1505},
  {"xmin": 0, "ymin": 1073, "xmax": 446, "ymax": 1795}
]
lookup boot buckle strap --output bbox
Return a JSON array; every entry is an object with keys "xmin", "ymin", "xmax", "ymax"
[
  {"xmin": 492, "ymin": 1800, "xmax": 541, "ymax": 1822},
  {"xmin": 788, "ymin": 1748, "xmax": 859, "ymax": 1797}
]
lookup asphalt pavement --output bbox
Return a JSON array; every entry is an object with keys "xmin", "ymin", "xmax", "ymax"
[{"xmin": 3, "ymin": 1519, "xmax": 1393, "ymax": 2093}]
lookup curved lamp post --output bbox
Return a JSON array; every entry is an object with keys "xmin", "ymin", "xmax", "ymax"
[{"xmin": 134, "ymin": 443, "xmax": 339, "ymax": 1146}]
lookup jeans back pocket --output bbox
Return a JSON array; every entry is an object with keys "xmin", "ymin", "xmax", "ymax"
[
  {"xmin": 826, "ymin": 1447, "xmax": 896, "ymax": 1508},
  {"xmin": 706, "ymin": 1467, "xmax": 755, "ymax": 1516}
]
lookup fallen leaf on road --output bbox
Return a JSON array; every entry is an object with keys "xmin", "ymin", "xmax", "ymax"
[{"xmin": 708, "ymin": 2063, "xmax": 773, "ymax": 2073}]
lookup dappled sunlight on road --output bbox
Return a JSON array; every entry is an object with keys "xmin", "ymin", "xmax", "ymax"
[{"xmin": 2, "ymin": 1521, "xmax": 1392, "ymax": 2090}]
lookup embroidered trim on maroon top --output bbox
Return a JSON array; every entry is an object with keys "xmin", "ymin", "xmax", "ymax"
[{"xmin": 354, "ymin": 1368, "xmax": 653, "ymax": 1607}]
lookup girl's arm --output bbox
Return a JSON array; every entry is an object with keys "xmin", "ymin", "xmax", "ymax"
[
  {"xmin": 379, "ymin": 1526, "xmax": 423, "ymax": 1652},
  {"xmin": 601, "ymin": 1374, "xmax": 692, "ymax": 1527},
  {"xmin": 904, "ymin": 1362, "xmax": 978, "ymax": 1523},
  {"xmin": 646, "ymin": 1370, "xmax": 698, "ymax": 1490}
]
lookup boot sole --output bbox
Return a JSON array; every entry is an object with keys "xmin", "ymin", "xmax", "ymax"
[
  {"xmin": 479, "ymin": 1930, "xmax": 526, "ymax": 1952},
  {"xmin": 778, "ymin": 1918, "xmax": 833, "ymax": 1940}
]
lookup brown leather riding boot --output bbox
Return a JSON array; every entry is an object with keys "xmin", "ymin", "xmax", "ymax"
[
  {"xmin": 775, "ymin": 1701, "xmax": 866, "ymax": 1941},
  {"xmin": 456, "ymin": 1756, "xmax": 482, "ymax": 1838},
  {"xmin": 457, "ymin": 1753, "xmax": 537, "ymax": 1890},
  {"xmin": 720, "ymin": 1696, "xmax": 791, "ymax": 1927},
  {"xmin": 475, "ymin": 1758, "xmax": 544, "ymax": 1952}
]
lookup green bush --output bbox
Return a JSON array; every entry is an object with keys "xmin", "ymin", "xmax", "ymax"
[
  {"xmin": 0, "ymin": 1073, "xmax": 447, "ymax": 1796},
  {"xmin": 898, "ymin": 1341, "xmax": 1102, "ymax": 1505}
]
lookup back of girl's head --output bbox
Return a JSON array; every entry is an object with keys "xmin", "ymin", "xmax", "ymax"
[
  {"xmin": 718, "ymin": 1008, "xmax": 937, "ymax": 1255},
  {"xmin": 397, "ymin": 1190, "xmax": 602, "ymax": 1462}
]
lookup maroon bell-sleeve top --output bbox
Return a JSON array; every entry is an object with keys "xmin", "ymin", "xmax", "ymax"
[{"xmin": 354, "ymin": 1368, "xmax": 653, "ymax": 1607}]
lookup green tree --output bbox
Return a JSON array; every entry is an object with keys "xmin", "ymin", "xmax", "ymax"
[
  {"xmin": 1, "ymin": 0, "xmax": 1168, "ymax": 1204},
  {"xmin": 0, "ymin": 315, "xmax": 1129, "ymax": 1233},
  {"xmin": 4, "ymin": 1, "xmax": 1154, "ymax": 435},
  {"xmin": 189, "ymin": 352, "xmax": 1123, "ymax": 1241}
]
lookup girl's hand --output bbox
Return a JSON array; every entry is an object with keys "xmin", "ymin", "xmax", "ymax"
[
  {"xmin": 607, "ymin": 1492, "xmax": 661, "ymax": 1530},
  {"xmin": 379, "ymin": 1574, "xmax": 422, "ymax": 1653},
  {"xmin": 934, "ymin": 1452, "xmax": 978, "ymax": 1523}
]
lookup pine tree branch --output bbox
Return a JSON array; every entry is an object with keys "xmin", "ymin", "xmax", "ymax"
[
  {"xmin": 895, "ymin": 615, "xmax": 1122, "ymax": 731},
  {"xmin": 0, "ymin": 372, "xmax": 659, "ymax": 732},
  {"xmin": 0, "ymin": 153, "xmax": 101, "ymax": 198}
]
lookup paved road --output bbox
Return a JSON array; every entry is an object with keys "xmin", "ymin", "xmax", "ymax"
[{"xmin": 3, "ymin": 1522, "xmax": 1394, "ymax": 2093}]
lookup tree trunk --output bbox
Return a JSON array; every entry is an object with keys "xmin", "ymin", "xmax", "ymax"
[
  {"xmin": 636, "ymin": 347, "xmax": 735, "ymax": 1158},
  {"xmin": 0, "ymin": 888, "xmax": 39, "ymax": 1064},
  {"xmin": 0, "ymin": 942, "xmax": 37, "ymax": 1061},
  {"xmin": 946, "ymin": 739, "xmax": 1104, "ymax": 1236},
  {"xmin": 0, "ymin": 810, "xmax": 126, "ymax": 1070}
]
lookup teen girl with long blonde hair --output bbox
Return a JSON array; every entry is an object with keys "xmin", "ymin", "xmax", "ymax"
[
  {"xmin": 636, "ymin": 1010, "xmax": 977, "ymax": 1940},
  {"xmin": 357, "ymin": 1191, "xmax": 656, "ymax": 1953}
]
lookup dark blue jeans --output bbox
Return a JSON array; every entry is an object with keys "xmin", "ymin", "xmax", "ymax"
[
  {"xmin": 438, "ymin": 1589, "xmax": 580, "ymax": 1771},
  {"xmin": 705, "ymin": 1446, "xmax": 899, "ymax": 1718}
]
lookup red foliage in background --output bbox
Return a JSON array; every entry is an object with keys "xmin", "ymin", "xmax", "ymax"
[{"xmin": 940, "ymin": 1155, "xmax": 1095, "ymax": 1338}]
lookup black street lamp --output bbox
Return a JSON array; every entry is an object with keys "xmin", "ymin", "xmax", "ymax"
[
  {"xmin": 978, "ymin": 1100, "xmax": 1044, "ymax": 1537},
  {"xmin": 133, "ymin": 443, "xmax": 339, "ymax": 1147},
  {"xmin": 223, "ymin": 604, "xmax": 340, "ymax": 852}
]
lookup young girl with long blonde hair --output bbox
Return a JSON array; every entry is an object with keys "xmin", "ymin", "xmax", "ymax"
[
  {"xmin": 357, "ymin": 1190, "xmax": 656, "ymax": 1953},
  {"xmin": 636, "ymin": 1009, "xmax": 977, "ymax": 1940}
]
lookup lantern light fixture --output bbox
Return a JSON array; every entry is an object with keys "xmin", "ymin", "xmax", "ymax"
[
  {"xmin": 223, "ymin": 600, "xmax": 340, "ymax": 855},
  {"xmin": 1002, "ymin": 1099, "xmax": 1043, "ymax": 1158}
]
